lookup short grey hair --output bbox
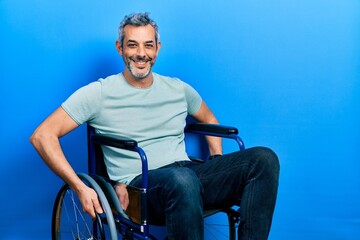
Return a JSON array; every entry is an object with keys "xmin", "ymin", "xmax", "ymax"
[{"xmin": 118, "ymin": 12, "xmax": 160, "ymax": 47}]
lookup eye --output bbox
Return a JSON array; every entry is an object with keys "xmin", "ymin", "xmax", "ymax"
[
  {"xmin": 127, "ymin": 43, "xmax": 137, "ymax": 48},
  {"xmin": 145, "ymin": 43, "xmax": 154, "ymax": 48}
]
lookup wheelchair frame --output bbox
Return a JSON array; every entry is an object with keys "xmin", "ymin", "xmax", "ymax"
[{"xmin": 52, "ymin": 123, "xmax": 245, "ymax": 240}]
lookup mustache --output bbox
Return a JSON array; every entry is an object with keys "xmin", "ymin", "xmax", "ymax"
[{"xmin": 129, "ymin": 56, "xmax": 153, "ymax": 62}]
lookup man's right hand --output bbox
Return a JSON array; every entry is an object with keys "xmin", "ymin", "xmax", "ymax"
[{"xmin": 76, "ymin": 185, "xmax": 104, "ymax": 219}]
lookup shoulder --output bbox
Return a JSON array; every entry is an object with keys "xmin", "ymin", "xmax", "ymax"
[
  {"xmin": 95, "ymin": 73, "xmax": 127, "ymax": 95},
  {"xmin": 153, "ymin": 72, "xmax": 187, "ymax": 89},
  {"xmin": 74, "ymin": 74, "xmax": 119, "ymax": 93},
  {"xmin": 97, "ymin": 73, "xmax": 122, "ymax": 86},
  {"xmin": 65, "ymin": 73, "xmax": 123, "ymax": 103}
]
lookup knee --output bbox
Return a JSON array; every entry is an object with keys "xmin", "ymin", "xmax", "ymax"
[
  {"xmin": 165, "ymin": 168, "xmax": 203, "ymax": 197},
  {"xmin": 255, "ymin": 147, "xmax": 279, "ymax": 166},
  {"xmin": 252, "ymin": 147, "xmax": 280, "ymax": 178}
]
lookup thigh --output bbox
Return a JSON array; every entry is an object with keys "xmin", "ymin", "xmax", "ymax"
[
  {"xmin": 129, "ymin": 163, "xmax": 203, "ymax": 225},
  {"xmin": 130, "ymin": 162, "xmax": 200, "ymax": 191},
  {"xmin": 186, "ymin": 147, "xmax": 265, "ymax": 209}
]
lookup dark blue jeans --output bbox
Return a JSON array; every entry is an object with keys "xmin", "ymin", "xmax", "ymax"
[{"xmin": 129, "ymin": 147, "xmax": 280, "ymax": 240}]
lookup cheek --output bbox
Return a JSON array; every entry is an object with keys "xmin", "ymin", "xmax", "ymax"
[{"xmin": 149, "ymin": 51, "xmax": 158, "ymax": 60}]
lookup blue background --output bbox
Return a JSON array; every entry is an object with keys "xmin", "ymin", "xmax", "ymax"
[{"xmin": 1, "ymin": 0, "xmax": 359, "ymax": 239}]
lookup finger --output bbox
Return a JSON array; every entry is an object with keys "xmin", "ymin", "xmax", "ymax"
[
  {"xmin": 93, "ymin": 198, "xmax": 104, "ymax": 214},
  {"xmin": 124, "ymin": 194, "xmax": 129, "ymax": 210},
  {"xmin": 120, "ymin": 193, "xmax": 129, "ymax": 210},
  {"xmin": 83, "ymin": 204, "xmax": 96, "ymax": 219},
  {"xmin": 120, "ymin": 195, "xmax": 125, "ymax": 210}
]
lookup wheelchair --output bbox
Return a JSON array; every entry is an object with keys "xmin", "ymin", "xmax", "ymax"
[{"xmin": 51, "ymin": 122, "xmax": 245, "ymax": 239}]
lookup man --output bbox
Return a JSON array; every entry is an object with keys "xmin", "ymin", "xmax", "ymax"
[{"xmin": 31, "ymin": 12, "xmax": 279, "ymax": 239}]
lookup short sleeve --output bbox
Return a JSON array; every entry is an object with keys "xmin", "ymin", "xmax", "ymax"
[
  {"xmin": 183, "ymin": 82, "xmax": 202, "ymax": 115},
  {"xmin": 61, "ymin": 81, "xmax": 102, "ymax": 125}
]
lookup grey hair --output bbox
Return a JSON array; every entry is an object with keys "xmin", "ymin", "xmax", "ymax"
[{"xmin": 118, "ymin": 12, "xmax": 160, "ymax": 47}]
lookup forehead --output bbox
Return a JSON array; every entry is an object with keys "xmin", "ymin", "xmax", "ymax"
[{"xmin": 123, "ymin": 24, "xmax": 156, "ymax": 42}]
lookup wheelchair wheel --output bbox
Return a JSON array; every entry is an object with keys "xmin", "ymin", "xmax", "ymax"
[
  {"xmin": 52, "ymin": 173, "xmax": 118, "ymax": 240},
  {"xmin": 204, "ymin": 209, "xmax": 240, "ymax": 240}
]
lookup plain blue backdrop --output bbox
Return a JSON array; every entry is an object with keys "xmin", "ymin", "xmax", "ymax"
[{"xmin": 1, "ymin": 0, "xmax": 359, "ymax": 239}]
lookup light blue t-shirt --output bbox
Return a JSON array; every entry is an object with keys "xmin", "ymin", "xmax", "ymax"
[{"xmin": 62, "ymin": 73, "xmax": 202, "ymax": 183}]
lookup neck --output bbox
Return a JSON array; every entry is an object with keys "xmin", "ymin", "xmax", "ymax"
[{"xmin": 123, "ymin": 71, "xmax": 154, "ymax": 88}]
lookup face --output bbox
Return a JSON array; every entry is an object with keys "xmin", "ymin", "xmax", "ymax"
[{"xmin": 116, "ymin": 24, "xmax": 161, "ymax": 80}]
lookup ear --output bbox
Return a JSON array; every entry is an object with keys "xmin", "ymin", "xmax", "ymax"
[
  {"xmin": 115, "ymin": 40, "xmax": 123, "ymax": 56},
  {"xmin": 156, "ymin": 41, "xmax": 162, "ymax": 56}
]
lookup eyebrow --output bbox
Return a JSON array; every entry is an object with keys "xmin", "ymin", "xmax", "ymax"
[{"xmin": 126, "ymin": 40, "xmax": 155, "ymax": 44}]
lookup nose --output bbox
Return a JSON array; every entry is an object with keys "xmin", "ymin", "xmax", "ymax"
[{"xmin": 136, "ymin": 45, "xmax": 146, "ymax": 57}]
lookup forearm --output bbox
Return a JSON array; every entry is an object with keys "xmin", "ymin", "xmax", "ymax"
[
  {"xmin": 31, "ymin": 131, "xmax": 103, "ymax": 217},
  {"xmin": 203, "ymin": 118, "xmax": 223, "ymax": 155},
  {"xmin": 191, "ymin": 101, "xmax": 223, "ymax": 155},
  {"xmin": 206, "ymin": 135, "xmax": 223, "ymax": 156},
  {"xmin": 30, "ymin": 107, "xmax": 102, "ymax": 217},
  {"xmin": 30, "ymin": 131, "xmax": 86, "ymax": 193}
]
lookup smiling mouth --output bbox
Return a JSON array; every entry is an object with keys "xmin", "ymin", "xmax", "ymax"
[{"xmin": 129, "ymin": 56, "xmax": 152, "ymax": 67}]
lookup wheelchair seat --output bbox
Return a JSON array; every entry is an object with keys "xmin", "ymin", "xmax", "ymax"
[{"xmin": 51, "ymin": 123, "xmax": 245, "ymax": 240}]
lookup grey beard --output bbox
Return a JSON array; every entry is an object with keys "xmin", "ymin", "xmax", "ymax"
[{"xmin": 127, "ymin": 62, "xmax": 152, "ymax": 79}]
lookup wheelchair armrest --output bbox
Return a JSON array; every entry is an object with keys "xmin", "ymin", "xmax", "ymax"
[
  {"xmin": 91, "ymin": 133, "xmax": 138, "ymax": 150},
  {"xmin": 89, "ymin": 131, "xmax": 150, "ymax": 190},
  {"xmin": 185, "ymin": 123, "xmax": 238, "ymax": 135}
]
